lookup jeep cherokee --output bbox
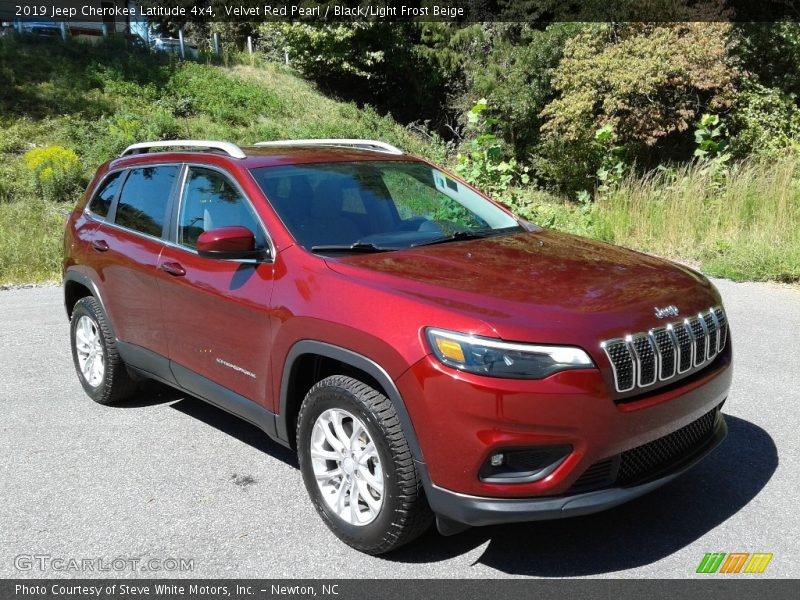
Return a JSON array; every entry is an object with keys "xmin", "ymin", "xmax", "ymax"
[{"xmin": 63, "ymin": 139, "xmax": 733, "ymax": 554}]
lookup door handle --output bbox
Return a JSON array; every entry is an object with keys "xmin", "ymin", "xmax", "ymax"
[
  {"xmin": 91, "ymin": 240, "xmax": 109, "ymax": 252},
  {"xmin": 160, "ymin": 261, "xmax": 186, "ymax": 277}
]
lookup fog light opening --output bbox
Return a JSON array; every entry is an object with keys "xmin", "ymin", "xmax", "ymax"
[{"xmin": 479, "ymin": 445, "xmax": 572, "ymax": 484}]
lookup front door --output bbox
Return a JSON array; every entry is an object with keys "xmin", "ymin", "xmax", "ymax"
[{"xmin": 156, "ymin": 166, "xmax": 276, "ymax": 407}]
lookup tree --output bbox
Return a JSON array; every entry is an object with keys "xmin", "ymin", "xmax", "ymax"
[
  {"xmin": 534, "ymin": 22, "xmax": 738, "ymax": 190},
  {"xmin": 462, "ymin": 23, "xmax": 585, "ymax": 158},
  {"xmin": 259, "ymin": 22, "xmax": 451, "ymax": 127},
  {"xmin": 541, "ymin": 22, "xmax": 737, "ymax": 151}
]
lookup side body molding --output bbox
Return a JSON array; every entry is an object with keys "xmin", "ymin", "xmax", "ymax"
[
  {"xmin": 277, "ymin": 340, "xmax": 427, "ymax": 466},
  {"xmin": 114, "ymin": 340, "xmax": 279, "ymax": 440}
]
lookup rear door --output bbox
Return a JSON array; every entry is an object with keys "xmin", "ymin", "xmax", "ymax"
[
  {"xmin": 90, "ymin": 164, "xmax": 180, "ymax": 357},
  {"xmin": 156, "ymin": 165, "xmax": 276, "ymax": 407}
]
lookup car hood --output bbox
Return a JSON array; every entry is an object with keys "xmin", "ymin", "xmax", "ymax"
[{"xmin": 324, "ymin": 229, "xmax": 721, "ymax": 347}]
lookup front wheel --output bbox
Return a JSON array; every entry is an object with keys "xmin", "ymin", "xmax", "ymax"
[{"xmin": 296, "ymin": 375, "xmax": 433, "ymax": 554}]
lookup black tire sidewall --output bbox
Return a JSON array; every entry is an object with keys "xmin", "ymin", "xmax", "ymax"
[
  {"xmin": 297, "ymin": 383, "xmax": 401, "ymax": 550},
  {"xmin": 70, "ymin": 299, "xmax": 110, "ymax": 402}
]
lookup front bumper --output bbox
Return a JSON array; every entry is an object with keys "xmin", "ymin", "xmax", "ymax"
[
  {"xmin": 426, "ymin": 411, "xmax": 727, "ymax": 528},
  {"xmin": 396, "ymin": 343, "xmax": 732, "ymax": 498}
]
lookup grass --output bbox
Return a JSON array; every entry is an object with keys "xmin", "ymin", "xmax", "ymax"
[
  {"xmin": 592, "ymin": 158, "xmax": 800, "ymax": 282},
  {"xmin": 507, "ymin": 156, "xmax": 800, "ymax": 283},
  {"xmin": 1, "ymin": 36, "xmax": 798, "ymax": 285},
  {"xmin": 0, "ymin": 199, "xmax": 66, "ymax": 284}
]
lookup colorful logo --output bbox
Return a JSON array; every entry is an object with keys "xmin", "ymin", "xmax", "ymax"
[{"xmin": 697, "ymin": 552, "xmax": 773, "ymax": 574}]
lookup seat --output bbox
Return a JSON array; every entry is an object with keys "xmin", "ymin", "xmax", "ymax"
[
  {"xmin": 262, "ymin": 176, "xmax": 314, "ymax": 235},
  {"xmin": 302, "ymin": 178, "xmax": 362, "ymax": 247}
]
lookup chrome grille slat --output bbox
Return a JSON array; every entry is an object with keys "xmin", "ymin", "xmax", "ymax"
[
  {"xmin": 630, "ymin": 333, "xmax": 657, "ymax": 387},
  {"xmin": 690, "ymin": 316, "xmax": 707, "ymax": 367},
  {"xmin": 601, "ymin": 338, "xmax": 636, "ymax": 393},
  {"xmin": 650, "ymin": 327, "xmax": 676, "ymax": 380},
  {"xmin": 675, "ymin": 321, "xmax": 693, "ymax": 373},
  {"xmin": 713, "ymin": 307, "xmax": 728, "ymax": 351},
  {"xmin": 602, "ymin": 306, "xmax": 727, "ymax": 394},
  {"xmin": 704, "ymin": 312, "xmax": 719, "ymax": 360}
]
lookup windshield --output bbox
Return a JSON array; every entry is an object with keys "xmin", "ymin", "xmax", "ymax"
[{"xmin": 249, "ymin": 161, "xmax": 521, "ymax": 252}]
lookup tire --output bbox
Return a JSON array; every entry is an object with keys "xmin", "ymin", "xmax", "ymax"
[
  {"xmin": 70, "ymin": 296, "xmax": 137, "ymax": 405},
  {"xmin": 297, "ymin": 375, "xmax": 433, "ymax": 554}
]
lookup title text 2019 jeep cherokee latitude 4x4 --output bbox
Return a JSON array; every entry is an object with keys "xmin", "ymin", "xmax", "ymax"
[{"xmin": 64, "ymin": 139, "xmax": 732, "ymax": 554}]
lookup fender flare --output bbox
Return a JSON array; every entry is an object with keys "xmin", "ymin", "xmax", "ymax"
[
  {"xmin": 63, "ymin": 270, "xmax": 108, "ymax": 320},
  {"xmin": 277, "ymin": 340, "xmax": 426, "ymax": 466}
]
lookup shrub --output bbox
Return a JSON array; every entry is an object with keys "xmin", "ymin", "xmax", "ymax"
[
  {"xmin": 728, "ymin": 79, "xmax": 800, "ymax": 159},
  {"xmin": 455, "ymin": 99, "xmax": 528, "ymax": 204},
  {"xmin": 735, "ymin": 22, "xmax": 800, "ymax": 101},
  {"xmin": 258, "ymin": 22, "xmax": 449, "ymax": 125},
  {"xmin": 463, "ymin": 23, "xmax": 585, "ymax": 160},
  {"xmin": 539, "ymin": 22, "xmax": 738, "ymax": 189},
  {"xmin": 144, "ymin": 110, "xmax": 184, "ymax": 140},
  {"xmin": 0, "ymin": 120, "xmax": 29, "ymax": 154},
  {"xmin": 22, "ymin": 145, "xmax": 85, "ymax": 203}
]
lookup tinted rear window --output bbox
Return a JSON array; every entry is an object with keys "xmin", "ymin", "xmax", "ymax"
[
  {"xmin": 114, "ymin": 166, "xmax": 178, "ymax": 238},
  {"xmin": 88, "ymin": 171, "xmax": 123, "ymax": 218}
]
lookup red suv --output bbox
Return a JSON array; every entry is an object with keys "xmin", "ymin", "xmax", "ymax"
[{"xmin": 64, "ymin": 139, "xmax": 732, "ymax": 554}]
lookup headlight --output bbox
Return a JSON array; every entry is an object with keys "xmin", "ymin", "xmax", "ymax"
[{"xmin": 425, "ymin": 328, "xmax": 594, "ymax": 379}]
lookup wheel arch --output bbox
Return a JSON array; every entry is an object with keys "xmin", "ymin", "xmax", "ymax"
[
  {"xmin": 63, "ymin": 270, "xmax": 107, "ymax": 320},
  {"xmin": 277, "ymin": 341, "xmax": 426, "ymax": 466}
]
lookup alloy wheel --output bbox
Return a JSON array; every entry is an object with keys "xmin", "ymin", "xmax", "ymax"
[
  {"xmin": 75, "ymin": 315, "xmax": 105, "ymax": 388},
  {"xmin": 309, "ymin": 408, "xmax": 384, "ymax": 526}
]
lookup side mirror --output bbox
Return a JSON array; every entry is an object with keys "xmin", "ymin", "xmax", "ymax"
[{"xmin": 196, "ymin": 226, "xmax": 266, "ymax": 260}]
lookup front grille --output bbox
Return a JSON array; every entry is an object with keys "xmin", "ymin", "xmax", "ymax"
[
  {"xmin": 569, "ymin": 405, "xmax": 721, "ymax": 493},
  {"xmin": 617, "ymin": 407, "xmax": 718, "ymax": 485},
  {"xmin": 601, "ymin": 306, "xmax": 728, "ymax": 393},
  {"xmin": 604, "ymin": 339, "xmax": 635, "ymax": 392},
  {"xmin": 630, "ymin": 334, "xmax": 657, "ymax": 387},
  {"xmin": 703, "ymin": 312, "xmax": 718, "ymax": 361},
  {"xmin": 652, "ymin": 328, "xmax": 675, "ymax": 379},
  {"xmin": 568, "ymin": 457, "xmax": 616, "ymax": 493},
  {"xmin": 675, "ymin": 323, "xmax": 693, "ymax": 373},
  {"xmin": 689, "ymin": 317, "xmax": 707, "ymax": 367}
]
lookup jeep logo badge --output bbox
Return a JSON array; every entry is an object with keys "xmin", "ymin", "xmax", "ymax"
[{"xmin": 654, "ymin": 305, "xmax": 680, "ymax": 319}]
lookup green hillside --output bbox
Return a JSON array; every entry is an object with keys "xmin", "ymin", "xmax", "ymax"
[{"xmin": 0, "ymin": 37, "xmax": 444, "ymax": 284}]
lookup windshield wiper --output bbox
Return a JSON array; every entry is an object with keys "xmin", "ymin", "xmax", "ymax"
[
  {"xmin": 310, "ymin": 242, "xmax": 394, "ymax": 253},
  {"xmin": 410, "ymin": 229, "xmax": 493, "ymax": 248}
]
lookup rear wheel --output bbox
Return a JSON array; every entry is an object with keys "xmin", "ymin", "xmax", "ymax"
[
  {"xmin": 297, "ymin": 375, "xmax": 433, "ymax": 554},
  {"xmin": 70, "ymin": 297, "xmax": 136, "ymax": 405}
]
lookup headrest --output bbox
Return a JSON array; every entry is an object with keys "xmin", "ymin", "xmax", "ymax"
[
  {"xmin": 311, "ymin": 177, "xmax": 345, "ymax": 220},
  {"xmin": 264, "ymin": 176, "xmax": 314, "ymax": 220}
]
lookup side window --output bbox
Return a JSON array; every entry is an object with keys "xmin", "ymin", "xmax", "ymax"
[
  {"xmin": 114, "ymin": 166, "xmax": 178, "ymax": 237},
  {"xmin": 88, "ymin": 171, "xmax": 123, "ymax": 219},
  {"xmin": 178, "ymin": 168, "xmax": 266, "ymax": 249}
]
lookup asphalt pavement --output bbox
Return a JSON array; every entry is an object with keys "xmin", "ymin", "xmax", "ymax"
[{"xmin": 1, "ymin": 280, "xmax": 798, "ymax": 578}]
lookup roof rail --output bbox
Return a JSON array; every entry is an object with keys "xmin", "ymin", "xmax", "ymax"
[
  {"xmin": 254, "ymin": 139, "xmax": 404, "ymax": 155},
  {"xmin": 120, "ymin": 140, "xmax": 246, "ymax": 159}
]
